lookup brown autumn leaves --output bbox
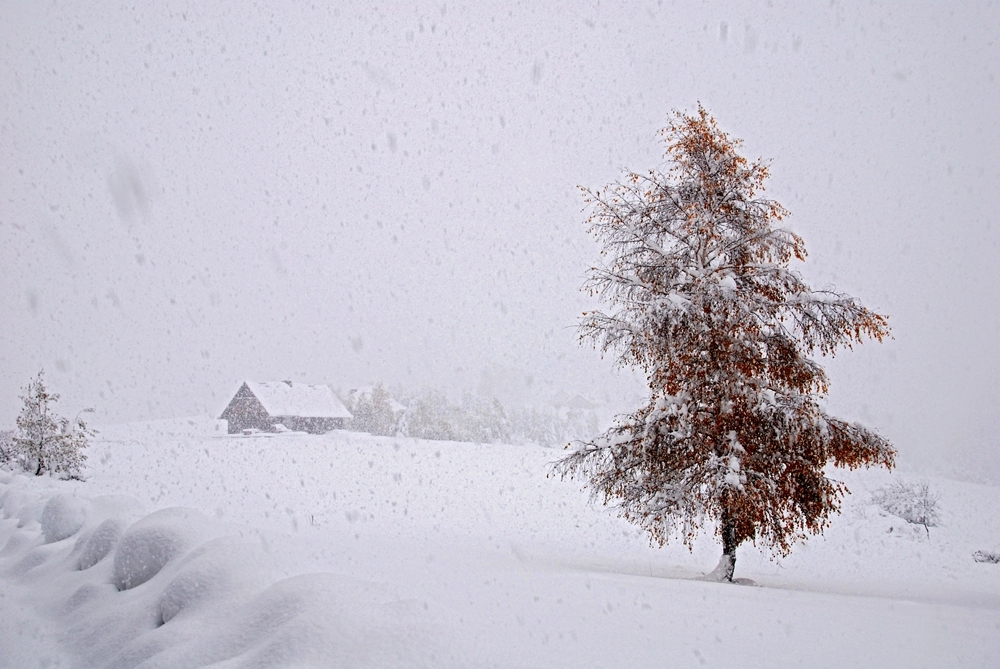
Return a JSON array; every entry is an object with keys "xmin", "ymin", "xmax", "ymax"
[{"xmin": 555, "ymin": 106, "xmax": 893, "ymax": 581}]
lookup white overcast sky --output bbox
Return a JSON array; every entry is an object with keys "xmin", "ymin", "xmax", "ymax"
[{"xmin": 2, "ymin": 1, "xmax": 999, "ymax": 481}]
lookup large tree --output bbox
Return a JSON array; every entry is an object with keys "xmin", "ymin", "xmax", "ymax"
[{"xmin": 555, "ymin": 107, "xmax": 894, "ymax": 582}]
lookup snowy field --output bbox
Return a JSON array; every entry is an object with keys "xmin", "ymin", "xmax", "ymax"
[{"xmin": 2, "ymin": 420, "xmax": 999, "ymax": 668}]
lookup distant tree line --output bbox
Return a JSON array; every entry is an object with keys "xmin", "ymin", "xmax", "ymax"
[{"xmin": 344, "ymin": 383, "xmax": 600, "ymax": 447}]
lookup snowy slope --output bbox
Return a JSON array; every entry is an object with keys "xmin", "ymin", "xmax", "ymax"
[{"xmin": 1, "ymin": 423, "xmax": 999, "ymax": 667}]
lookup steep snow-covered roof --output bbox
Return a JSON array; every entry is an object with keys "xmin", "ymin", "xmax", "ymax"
[
  {"xmin": 244, "ymin": 381, "xmax": 352, "ymax": 419},
  {"xmin": 550, "ymin": 391, "xmax": 596, "ymax": 410},
  {"xmin": 566, "ymin": 394, "xmax": 596, "ymax": 410}
]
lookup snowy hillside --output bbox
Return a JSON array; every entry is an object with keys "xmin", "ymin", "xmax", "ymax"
[{"xmin": 2, "ymin": 423, "xmax": 999, "ymax": 667}]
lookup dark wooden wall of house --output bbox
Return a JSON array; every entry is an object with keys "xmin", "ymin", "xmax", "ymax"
[
  {"xmin": 276, "ymin": 416, "xmax": 346, "ymax": 434},
  {"xmin": 220, "ymin": 384, "xmax": 271, "ymax": 434}
]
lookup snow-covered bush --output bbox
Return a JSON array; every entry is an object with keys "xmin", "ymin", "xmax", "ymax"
[
  {"xmin": 872, "ymin": 481, "xmax": 940, "ymax": 532},
  {"xmin": 973, "ymin": 550, "xmax": 1000, "ymax": 564}
]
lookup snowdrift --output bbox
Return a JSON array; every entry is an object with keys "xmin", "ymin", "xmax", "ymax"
[{"xmin": 1, "ymin": 424, "xmax": 999, "ymax": 667}]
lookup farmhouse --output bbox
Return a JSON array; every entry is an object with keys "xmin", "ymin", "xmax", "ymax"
[{"xmin": 220, "ymin": 381, "xmax": 352, "ymax": 434}]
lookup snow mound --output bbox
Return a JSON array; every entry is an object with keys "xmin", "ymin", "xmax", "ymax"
[
  {"xmin": 77, "ymin": 518, "xmax": 123, "ymax": 570},
  {"xmin": 159, "ymin": 566, "xmax": 222, "ymax": 624},
  {"xmin": 112, "ymin": 507, "xmax": 214, "ymax": 591},
  {"xmin": 156, "ymin": 535, "xmax": 261, "ymax": 624},
  {"xmin": 189, "ymin": 573, "xmax": 436, "ymax": 668},
  {"xmin": 41, "ymin": 494, "xmax": 88, "ymax": 543},
  {"xmin": 1, "ymin": 486, "xmax": 45, "ymax": 528},
  {"xmin": 0, "ymin": 487, "xmax": 27, "ymax": 519},
  {"xmin": 0, "ymin": 529, "xmax": 34, "ymax": 558},
  {"xmin": 2, "ymin": 432, "xmax": 1000, "ymax": 667}
]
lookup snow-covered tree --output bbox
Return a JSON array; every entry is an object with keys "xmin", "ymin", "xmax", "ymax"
[
  {"xmin": 453, "ymin": 393, "xmax": 508, "ymax": 443},
  {"xmin": 396, "ymin": 388, "xmax": 454, "ymax": 441},
  {"xmin": 348, "ymin": 384, "xmax": 400, "ymax": 436},
  {"xmin": 554, "ymin": 107, "xmax": 895, "ymax": 581},
  {"xmin": 392, "ymin": 388, "xmax": 509, "ymax": 443},
  {"xmin": 14, "ymin": 370, "xmax": 94, "ymax": 477}
]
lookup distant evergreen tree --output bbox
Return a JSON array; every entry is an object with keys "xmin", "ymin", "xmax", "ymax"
[
  {"xmin": 399, "ymin": 389, "xmax": 457, "ymax": 441},
  {"xmin": 349, "ymin": 384, "xmax": 399, "ymax": 436},
  {"xmin": 454, "ymin": 394, "xmax": 509, "ymax": 443},
  {"xmin": 14, "ymin": 370, "xmax": 94, "ymax": 477},
  {"xmin": 555, "ymin": 107, "xmax": 895, "ymax": 581}
]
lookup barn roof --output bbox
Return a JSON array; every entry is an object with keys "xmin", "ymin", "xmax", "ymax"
[{"xmin": 244, "ymin": 381, "xmax": 352, "ymax": 419}]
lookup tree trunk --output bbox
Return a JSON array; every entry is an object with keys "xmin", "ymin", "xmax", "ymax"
[
  {"xmin": 704, "ymin": 507, "xmax": 739, "ymax": 582},
  {"xmin": 719, "ymin": 509, "xmax": 738, "ymax": 582},
  {"xmin": 34, "ymin": 438, "xmax": 44, "ymax": 476}
]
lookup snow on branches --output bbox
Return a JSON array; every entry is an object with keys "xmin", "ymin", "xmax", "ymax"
[
  {"xmin": 14, "ymin": 370, "xmax": 94, "ymax": 478},
  {"xmin": 555, "ymin": 106, "xmax": 894, "ymax": 581}
]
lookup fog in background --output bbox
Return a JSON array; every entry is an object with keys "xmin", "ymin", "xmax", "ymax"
[{"xmin": 2, "ymin": 2, "xmax": 999, "ymax": 482}]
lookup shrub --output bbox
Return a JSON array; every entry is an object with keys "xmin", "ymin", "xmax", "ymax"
[{"xmin": 872, "ymin": 480, "xmax": 940, "ymax": 533}]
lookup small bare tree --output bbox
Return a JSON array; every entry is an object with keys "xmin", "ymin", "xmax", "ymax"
[
  {"xmin": 14, "ymin": 370, "xmax": 94, "ymax": 477},
  {"xmin": 872, "ymin": 480, "xmax": 940, "ymax": 536},
  {"xmin": 554, "ymin": 107, "xmax": 895, "ymax": 581}
]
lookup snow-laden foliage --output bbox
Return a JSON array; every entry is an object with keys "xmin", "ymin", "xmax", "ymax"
[
  {"xmin": 397, "ymin": 389, "xmax": 508, "ymax": 443},
  {"xmin": 555, "ymin": 107, "xmax": 895, "ymax": 580},
  {"xmin": 346, "ymin": 384, "xmax": 404, "ymax": 436},
  {"xmin": 13, "ymin": 370, "xmax": 95, "ymax": 478},
  {"xmin": 872, "ymin": 480, "xmax": 940, "ymax": 533},
  {"xmin": 0, "ymin": 429, "xmax": 15, "ymax": 466},
  {"xmin": 345, "ymin": 383, "xmax": 601, "ymax": 446}
]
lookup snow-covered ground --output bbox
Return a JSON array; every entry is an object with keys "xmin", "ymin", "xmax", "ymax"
[{"xmin": 2, "ymin": 420, "xmax": 999, "ymax": 667}]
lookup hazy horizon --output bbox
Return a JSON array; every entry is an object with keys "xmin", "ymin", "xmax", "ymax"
[{"xmin": 3, "ymin": 1, "xmax": 999, "ymax": 482}]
